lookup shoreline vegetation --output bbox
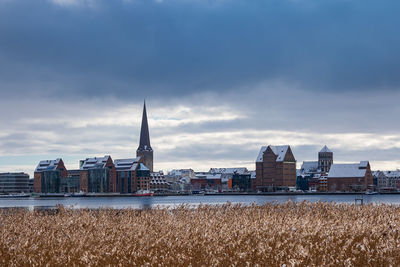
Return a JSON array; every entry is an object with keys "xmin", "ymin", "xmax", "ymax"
[{"xmin": 1, "ymin": 202, "xmax": 400, "ymax": 266}]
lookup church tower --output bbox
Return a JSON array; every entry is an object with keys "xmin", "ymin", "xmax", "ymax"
[
  {"xmin": 136, "ymin": 101, "xmax": 153, "ymax": 172},
  {"xmin": 318, "ymin": 145, "xmax": 333, "ymax": 173}
]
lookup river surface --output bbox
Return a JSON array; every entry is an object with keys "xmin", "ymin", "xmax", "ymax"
[{"xmin": 1, "ymin": 194, "xmax": 400, "ymax": 210}]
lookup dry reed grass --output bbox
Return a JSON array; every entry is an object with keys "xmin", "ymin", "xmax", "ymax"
[{"xmin": 1, "ymin": 201, "xmax": 400, "ymax": 266}]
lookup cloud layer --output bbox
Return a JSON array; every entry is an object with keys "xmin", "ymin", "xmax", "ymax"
[{"xmin": 1, "ymin": 0, "xmax": 400, "ymax": 175}]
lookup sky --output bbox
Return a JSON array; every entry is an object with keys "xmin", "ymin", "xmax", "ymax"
[{"xmin": 1, "ymin": 0, "xmax": 400, "ymax": 176}]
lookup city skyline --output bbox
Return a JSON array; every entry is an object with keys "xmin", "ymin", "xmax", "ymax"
[{"xmin": 1, "ymin": 0, "xmax": 400, "ymax": 175}]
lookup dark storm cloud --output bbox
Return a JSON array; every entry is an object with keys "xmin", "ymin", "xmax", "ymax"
[{"xmin": 1, "ymin": 0, "xmax": 400, "ymax": 100}]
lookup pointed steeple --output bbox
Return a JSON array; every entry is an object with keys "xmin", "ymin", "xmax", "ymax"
[{"xmin": 138, "ymin": 100, "xmax": 152, "ymax": 151}]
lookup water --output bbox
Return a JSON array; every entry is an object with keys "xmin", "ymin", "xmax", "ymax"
[{"xmin": 1, "ymin": 194, "xmax": 400, "ymax": 210}]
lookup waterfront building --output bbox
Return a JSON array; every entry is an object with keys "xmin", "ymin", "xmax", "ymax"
[
  {"xmin": 34, "ymin": 159, "xmax": 67, "ymax": 193},
  {"xmin": 167, "ymin": 169, "xmax": 195, "ymax": 180},
  {"xmin": 327, "ymin": 161, "xmax": 373, "ymax": 192},
  {"xmin": 231, "ymin": 172, "xmax": 251, "ymax": 191},
  {"xmin": 136, "ymin": 101, "xmax": 153, "ymax": 172},
  {"xmin": 150, "ymin": 171, "xmax": 169, "ymax": 193},
  {"xmin": 60, "ymin": 170, "xmax": 80, "ymax": 193},
  {"xmin": 296, "ymin": 175, "xmax": 310, "ymax": 191},
  {"xmin": 318, "ymin": 146, "xmax": 333, "ymax": 173},
  {"xmin": 255, "ymin": 145, "xmax": 297, "ymax": 191},
  {"xmin": 79, "ymin": 156, "xmax": 116, "ymax": 193},
  {"xmin": 250, "ymin": 171, "xmax": 256, "ymax": 191},
  {"xmin": 136, "ymin": 163, "xmax": 151, "ymax": 191},
  {"xmin": 28, "ymin": 178, "xmax": 34, "ymax": 193},
  {"xmin": 0, "ymin": 172, "xmax": 29, "ymax": 193},
  {"xmin": 373, "ymin": 170, "xmax": 400, "ymax": 192},
  {"xmin": 300, "ymin": 161, "xmax": 319, "ymax": 175},
  {"xmin": 191, "ymin": 173, "xmax": 222, "ymax": 191},
  {"xmin": 209, "ymin": 167, "xmax": 249, "ymax": 191},
  {"xmin": 114, "ymin": 157, "xmax": 143, "ymax": 193},
  {"xmin": 319, "ymin": 176, "xmax": 328, "ymax": 192}
]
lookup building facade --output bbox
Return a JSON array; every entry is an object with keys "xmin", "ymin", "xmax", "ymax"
[
  {"xmin": 327, "ymin": 161, "xmax": 373, "ymax": 192},
  {"xmin": 0, "ymin": 173, "xmax": 30, "ymax": 193},
  {"xmin": 79, "ymin": 156, "xmax": 116, "ymax": 193},
  {"xmin": 318, "ymin": 146, "xmax": 333, "ymax": 173},
  {"xmin": 136, "ymin": 101, "xmax": 154, "ymax": 172},
  {"xmin": 34, "ymin": 159, "xmax": 68, "ymax": 193},
  {"xmin": 150, "ymin": 171, "xmax": 169, "ymax": 193},
  {"xmin": 114, "ymin": 157, "xmax": 144, "ymax": 193},
  {"xmin": 136, "ymin": 163, "xmax": 151, "ymax": 191},
  {"xmin": 255, "ymin": 145, "xmax": 297, "ymax": 191}
]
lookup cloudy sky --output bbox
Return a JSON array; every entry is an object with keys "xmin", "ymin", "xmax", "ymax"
[{"xmin": 1, "ymin": 0, "xmax": 400, "ymax": 176}]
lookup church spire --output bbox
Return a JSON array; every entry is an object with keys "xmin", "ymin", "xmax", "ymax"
[{"xmin": 138, "ymin": 100, "xmax": 152, "ymax": 151}]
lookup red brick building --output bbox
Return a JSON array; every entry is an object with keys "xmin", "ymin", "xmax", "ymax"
[
  {"xmin": 34, "ymin": 158, "xmax": 67, "ymax": 193},
  {"xmin": 327, "ymin": 161, "xmax": 373, "ymax": 192},
  {"xmin": 255, "ymin": 145, "xmax": 297, "ymax": 191},
  {"xmin": 114, "ymin": 157, "xmax": 145, "ymax": 193},
  {"xmin": 79, "ymin": 156, "xmax": 116, "ymax": 193}
]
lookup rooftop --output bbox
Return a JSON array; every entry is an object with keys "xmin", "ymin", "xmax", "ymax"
[
  {"xmin": 328, "ymin": 161, "xmax": 369, "ymax": 178},
  {"xmin": 319, "ymin": 145, "xmax": 332, "ymax": 153}
]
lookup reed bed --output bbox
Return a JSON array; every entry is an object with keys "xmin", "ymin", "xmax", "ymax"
[{"xmin": 1, "ymin": 201, "xmax": 400, "ymax": 266}]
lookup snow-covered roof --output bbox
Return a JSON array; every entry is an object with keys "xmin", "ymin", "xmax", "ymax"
[
  {"xmin": 35, "ymin": 159, "xmax": 62, "ymax": 172},
  {"xmin": 138, "ymin": 163, "xmax": 149, "ymax": 171},
  {"xmin": 114, "ymin": 157, "xmax": 141, "ymax": 171},
  {"xmin": 80, "ymin": 156, "xmax": 110, "ymax": 170},
  {"xmin": 359, "ymin": 161, "xmax": 369, "ymax": 168},
  {"xmin": 209, "ymin": 168, "xmax": 248, "ymax": 174},
  {"xmin": 250, "ymin": 171, "xmax": 256, "ymax": 179},
  {"xmin": 256, "ymin": 146, "xmax": 268, "ymax": 162},
  {"xmin": 300, "ymin": 161, "xmax": 319, "ymax": 173},
  {"xmin": 256, "ymin": 145, "xmax": 289, "ymax": 162},
  {"xmin": 383, "ymin": 171, "xmax": 400, "ymax": 178},
  {"xmin": 194, "ymin": 173, "xmax": 222, "ymax": 180},
  {"xmin": 270, "ymin": 145, "xmax": 289, "ymax": 162},
  {"xmin": 328, "ymin": 161, "xmax": 369, "ymax": 178},
  {"xmin": 319, "ymin": 145, "xmax": 332, "ymax": 153},
  {"xmin": 206, "ymin": 174, "xmax": 221, "ymax": 179}
]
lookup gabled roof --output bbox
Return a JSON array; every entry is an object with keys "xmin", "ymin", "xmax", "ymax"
[
  {"xmin": 319, "ymin": 145, "xmax": 332, "ymax": 153},
  {"xmin": 301, "ymin": 161, "xmax": 319, "ymax": 173},
  {"xmin": 256, "ymin": 145, "xmax": 290, "ymax": 162},
  {"xmin": 328, "ymin": 161, "xmax": 369, "ymax": 178},
  {"xmin": 80, "ymin": 156, "xmax": 111, "ymax": 170},
  {"xmin": 270, "ymin": 145, "xmax": 289, "ymax": 161},
  {"xmin": 35, "ymin": 158, "xmax": 62, "ymax": 172},
  {"xmin": 114, "ymin": 157, "xmax": 141, "ymax": 171},
  {"xmin": 256, "ymin": 146, "xmax": 268, "ymax": 162}
]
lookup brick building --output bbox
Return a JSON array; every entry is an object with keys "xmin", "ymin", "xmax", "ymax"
[
  {"xmin": 318, "ymin": 145, "xmax": 333, "ymax": 173},
  {"xmin": 34, "ymin": 158, "xmax": 67, "ymax": 193},
  {"xmin": 136, "ymin": 163, "xmax": 151, "ymax": 191},
  {"xmin": 255, "ymin": 145, "xmax": 296, "ymax": 191},
  {"xmin": 114, "ymin": 157, "xmax": 144, "ymax": 193},
  {"xmin": 327, "ymin": 161, "xmax": 373, "ymax": 192},
  {"xmin": 79, "ymin": 156, "xmax": 116, "ymax": 193}
]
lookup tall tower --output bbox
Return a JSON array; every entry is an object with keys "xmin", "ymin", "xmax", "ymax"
[
  {"xmin": 318, "ymin": 145, "xmax": 333, "ymax": 173},
  {"xmin": 136, "ymin": 101, "xmax": 153, "ymax": 172}
]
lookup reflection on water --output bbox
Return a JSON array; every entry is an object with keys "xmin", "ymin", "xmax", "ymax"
[{"xmin": 1, "ymin": 194, "xmax": 400, "ymax": 210}]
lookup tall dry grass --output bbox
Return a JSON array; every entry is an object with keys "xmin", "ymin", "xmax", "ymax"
[{"xmin": 1, "ymin": 201, "xmax": 400, "ymax": 266}]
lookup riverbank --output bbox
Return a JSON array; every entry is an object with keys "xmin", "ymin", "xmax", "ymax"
[{"xmin": 1, "ymin": 202, "xmax": 400, "ymax": 265}]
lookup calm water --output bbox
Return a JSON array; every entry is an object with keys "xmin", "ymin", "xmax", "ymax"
[{"xmin": 1, "ymin": 194, "xmax": 400, "ymax": 210}]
